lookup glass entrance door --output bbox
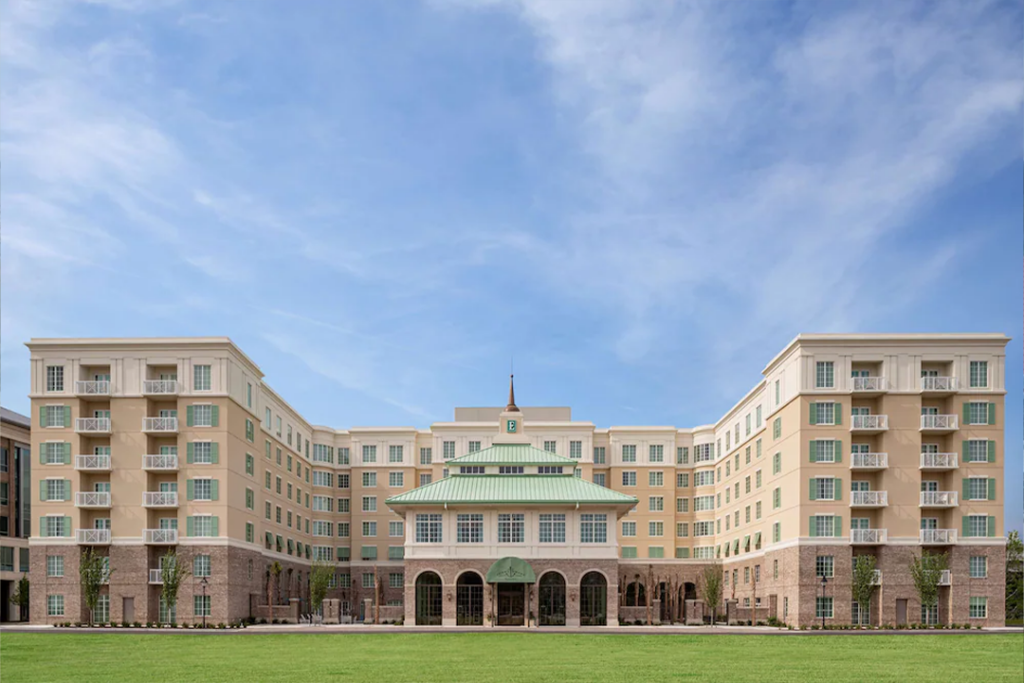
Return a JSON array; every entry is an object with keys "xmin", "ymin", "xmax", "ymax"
[{"xmin": 496, "ymin": 585, "xmax": 525, "ymax": 626}]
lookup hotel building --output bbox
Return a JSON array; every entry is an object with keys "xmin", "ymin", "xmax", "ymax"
[
  {"xmin": 26, "ymin": 334, "xmax": 1008, "ymax": 627},
  {"xmin": 1, "ymin": 407, "xmax": 32, "ymax": 622}
]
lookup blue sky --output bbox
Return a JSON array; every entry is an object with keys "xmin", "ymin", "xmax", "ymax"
[{"xmin": 1, "ymin": 0, "xmax": 1021, "ymax": 532}]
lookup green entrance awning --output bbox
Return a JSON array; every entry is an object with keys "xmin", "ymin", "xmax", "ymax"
[{"xmin": 486, "ymin": 557, "xmax": 536, "ymax": 583}]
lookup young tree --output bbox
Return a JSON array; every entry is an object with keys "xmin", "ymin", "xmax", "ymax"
[
  {"xmin": 1007, "ymin": 531, "xmax": 1023, "ymax": 624},
  {"xmin": 269, "ymin": 561, "xmax": 283, "ymax": 606},
  {"xmin": 850, "ymin": 555, "xmax": 878, "ymax": 626},
  {"xmin": 910, "ymin": 551, "xmax": 948, "ymax": 625},
  {"xmin": 309, "ymin": 560, "xmax": 334, "ymax": 619},
  {"xmin": 699, "ymin": 565, "xmax": 723, "ymax": 626},
  {"xmin": 160, "ymin": 551, "xmax": 190, "ymax": 625},
  {"xmin": 79, "ymin": 549, "xmax": 113, "ymax": 625},
  {"xmin": 9, "ymin": 574, "xmax": 29, "ymax": 622}
]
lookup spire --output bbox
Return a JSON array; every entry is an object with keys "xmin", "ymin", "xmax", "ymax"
[{"xmin": 506, "ymin": 373, "xmax": 520, "ymax": 412}]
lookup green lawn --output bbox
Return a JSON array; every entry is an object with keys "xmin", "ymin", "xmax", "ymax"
[{"xmin": 1, "ymin": 633, "xmax": 1022, "ymax": 683}]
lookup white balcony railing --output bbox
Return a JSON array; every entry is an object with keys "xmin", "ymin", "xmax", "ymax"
[
  {"xmin": 149, "ymin": 569, "xmax": 164, "ymax": 584},
  {"xmin": 143, "ymin": 379, "xmax": 179, "ymax": 395},
  {"xmin": 143, "ymin": 492, "xmax": 179, "ymax": 508},
  {"xmin": 938, "ymin": 569, "xmax": 952, "ymax": 586},
  {"xmin": 852, "ymin": 376, "xmax": 886, "ymax": 392},
  {"xmin": 75, "ymin": 417, "xmax": 111, "ymax": 433},
  {"xmin": 142, "ymin": 416, "xmax": 178, "ymax": 432},
  {"xmin": 76, "ymin": 529, "xmax": 111, "ymax": 544},
  {"xmin": 872, "ymin": 569, "xmax": 883, "ymax": 585},
  {"xmin": 851, "ymin": 529, "xmax": 887, "ymax": 544},
  {"xmin": 920, "ymin": 491, "xmax": 958, "ymax": 507},
  {"xmin": 75, "ymin": 492, "xmax": 111, "ymax": 508},
  {"xmin": 921, "ymin": 414, "xmax": 958, "ymax": 431},
  {"xmin": 143, "ymin": 529, "xmax": 178, "ymax": 544},
  {"xmin": 143, "ymin": 454, "xmax": 179, "ymax": 471},
  {"xmin": 921, "ymin": 529, "xmax": 957, "ymax": 544},
  {"xmin": 851, "ymin": 491, "xmax": 888, "ymax": 507},
  {"xmin": 75, "ymin": 454, "xmax": 111, "ymax": 471},
  {"xmin": 851, "ymin": 414, "xmax": 888, "ymax": 430},
  {"xmin": 921, "ymin": 376, "xmax": 957, "ymax": 392},
  {"xmin": 920, "ymin": 452, "xmax": 958, "ymax": 469},
  {"xmin": 851, "ymin": 452, "xmax": 888, "ymax": 469},
  {"xmin": 75, "ymin": 380, "xmax": 111, "ymax": 396}
]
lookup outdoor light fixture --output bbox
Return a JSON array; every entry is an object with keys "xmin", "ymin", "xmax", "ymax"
[
  {"xmin": 820, "ymin": 576, "xmax": 828, "ymax": 630},
  {"xmin": 201, "ymin": 576, "xmax": 209, "ymax": 629}
]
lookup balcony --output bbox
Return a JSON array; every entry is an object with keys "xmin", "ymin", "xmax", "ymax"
[
  {"xmin": 852, "ymin": 376, "xmax": 886, "ymax": 395},
  {"xmin": 850, "ymin": 415, "xmax": 888, "ymax": 432},
  {"xmin": 872, "ymin": 569, "xmax": 883, "ymax": 585},
  {"xmin": 920, "ymin": 452, "xmax": 958, "ymax": 470},
  {"xmin": 143, "ymin": 529, "xmax": 179, "ymax": 545},
  {"xmin": 75, "ymin": 417, "xmax": 111, "ymax": 434},
  {"xmin": 921, "ymin": 376, "xmax": 957, "ymax": 394},
  {"xmin": 143, "ymin": 454, "xmax": 179, "ymax": 471},
  {"xmin": 921, "ymin": 529, "xmax": 957, "ymax": 544},
  {"xmin": 76, "ymin": 529, "xmax": 111, "ymax": 544},
  {"xmin": 142, "ymin": 416, "xmax": 178, "ymax": 433},
  {"xmin": 938, "ymin": 569, "xmax": 952, "ymax": 586},
  {"xmin": 851, "ymin": 491, "xmax": 888, "ymax": 507},
  {"xmin": 149, "ymin": 569, "xmax": 164, "ymax": 584},
  {"xmin": 851, "ymin": 452, "xmax": 888, "ymax": 471},
  {"xmin": 75, "ymin": 380, "xmax": 111, "ymax": 396},
  {"xmin": 75, "ymin": 454, "xmax": 111, "ymax": 471},
  {"xmin": 143, "ymin": 492, "xmax": 179, "ymax": 508},
  {"xmin": 920, "ymin": 491, "xmax": 958, "ymax": 508},
  {"xmin": 143, "ymin": 379, "xmax": 179, "ymax": 395},
  {"xmin": 920, "ymin": 415, "xmax": 958, "ymax": 433},
  {"xmin": 851, "ymin": 528, "xmax": 887, "ymax": 544},
  {"xmin": 75, "ymin": 491, "xmax": 111, "ymax": 508}
]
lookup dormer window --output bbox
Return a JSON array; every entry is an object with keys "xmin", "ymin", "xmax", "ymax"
[
  {"xmin": 459, "ymin": 466, "xmax": 485, "ymax": 475},
  {"xmin": 537, "ymin": 466, "xmax": 563, "ymax": 474},
  {"xmin": 499, "ymin": 466, "xmax": 524, "ymax": 475}
]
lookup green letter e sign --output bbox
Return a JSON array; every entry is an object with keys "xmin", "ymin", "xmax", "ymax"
[{"xmin": 506, "ymin": 419, "xmax": 517, "ymax": 433}]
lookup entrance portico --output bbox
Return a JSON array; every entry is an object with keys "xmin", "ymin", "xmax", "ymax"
[{"xmin": 487, "ymin": 557, "xmax": 535, "ymax": 626}]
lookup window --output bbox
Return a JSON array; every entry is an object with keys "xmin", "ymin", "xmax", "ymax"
[
  {"xmin": 47, "ymin": 595, "xmax": 65, "ymax": 617},
  {"xmin": 43, "ymin": 405, "xmax": 66, "ymax": 428},
  {"xmin": 464, "ymin": 440, "xmax": 480, "ymax": 453},
  {"xmin": 815, "ymin": 556, "xmax": 834, "ymax": 578},
  {"xmin": 245, "ymin": 488, "xmax": 254, "ymax": 509},
  {"xmin": 389, "ymin": 573, "xmax": 403, "ymax": 589},
  {"xmin": 621, "ymin": 547, "xmax": 637, "ymax": 559},
  {"xmin": 816, "ymin": 361, "xmax": 834, "ymax": 389},
  {"xmin": 969, "ymin": 597, "xmax": 987, "ymax": 619},
  {"xmin": 693, "ymin": 495, "xmax": 714, "ymax": 512},
  {"xmin": 456, "ymin": 514, "xmax": 484, "ymax": 543},
  {"xmin": 537, "ymin": 466, "xmax": 563, "ymax": 475},
  {"xmin": 388, "ymin": 445, "xmax": 403, "ymax": 463},
  {"xmin": 694, "ymin": 470, "xmax": 715, "ymax": 487},
  {"xmin": 676, "ymin": 523, "xmax": 688, "ymax": 538},
  {"xmin": 773, "ymin": 418, "xmax": 781, "ymax": 439},
  {"xmin": 965, "ymin": 440, "xmax": 991, "ymax": 463},
  {"xmin": 312, "ymin": 471, "xmax": 334, "ymax": 488},
  {"xmin": 442, "ymin": 441, "xmax": 456, "ymax": 460},
  {"xmin": 969, "ymin": 556, "xmax": 987, "ymax": 578},
  {"xmin": 419, "ymin": 474, "xmax": 432, "ymax": 487},
  {"xmin": 338, "ymin": 523, "xmax": 350, "ymax": 538},
  {"xmin": 969, "ymin": 361, "xmax": 988, "ymax": 388},
  {"xmin": 47, "ymin": 555, "xmax": 64, "ymax": 577},
  {"xmin": 755, "ymin": 470, "xmax": 762, "ymax": 488},
  {"xmin": 813, "ymin": 402, "xmax": 836, "ymax": 425},
  {"xmin": 676, "ymin": 498, "xmax": 689, "ymax": 513},
  {"xmin": 539, "ymin": 514, "xmax": 566, "ymax": 543},
  {"xmin": 43, "ymin": 479, "xmax": 67, "ymax": 501},
  {"xmin": 313, "ymin": 521, "xmax": 334, "ymax": 536},
  {"xmin": 694, "ymin": 444, "xmax": 713, "ymax": 463},
  {"xmin": 312, "ymin": 496, "xmax": 333, "ymax": 512},
  {"xmin": 745, "ymin": 476, "xmax": 751, "ymax": 494},
  {"xmin": 414, "ymin": 513, "xmax": 442, "ymax": 543},
  {"xmin": 194, "ymin": 595, "xmax": 211, "ymax": 617},
  {"xmin": 498, "ymin": 513, "xmax": 525, "ymax": 543},
  {"xmin": 814, "ymin": 478, "xmax": 836, "ymax": 501},
  {"xmin": 966, "ymin": 402, "xmax": 991, "ymax": 425},
  {"xmin": 461, "ymin": 466, "xmax": 486, "ymax": 475},
  {"xmin": 389, "ymin": 471, "xmax": 404, "ymax": 488},
  {"xmin": 193, "ymin": 554, "xmax": 211, "ymax": 577},
  {"xmin": 676, "ymin": 446, "xmax": 689, "ymax": 464},
  {"xmin": 190, "ymin": 516, "xmax": 217, "ymax": 537},
  {"xmin": 594, "ymin": 472, "xmax": 606, "ymax": 487},
  {"xmin": 648, "ymin": 496, "xmax": 664, "ymax": 512},
  {"xmin": 580, "ymin": 513, "xmax": 607, "ymax": 543},
  {"xmin": 593, "ymin": 446, "xmax": 606, "ymax": 464},
  {"xmin": 649, "ymin": 445, "xmax": 664, "ymax": 462},
  {"xmin": 810, "ymin": 515, "xmax": 837, "ymax": 538},
  {"xmin": 194, "ymin": 365, "xmax": 211, "ymax": 392},
  {"xmin": 46, "ymin": 365, "xmax": 65, "ymax": 392},
  {"xmin": 245, "ymin": 454, "xmax": 254, "ymax": 476},
  {"xmin": 192, "ymin": 441, "xmax": 214, "ymax": 464},
  {"xmin": 965, "ymin": 515, "xmax": 990, "ymax": 537},
  {"xmin": 362, "ymin": 472, "xmax": 377, "ymax": 488},
  {"xmin": 649, "ymin": 471, "xmax": 664, "ymax": 487},
  {"xmin": 419, "ymin": 447, "xmax": 432, "ymax": 465},
  {"xmin": 621, "ymin": 444, "xmax": 636, "ymax": 463},
  {"xmin": 569, "ymin": 441, "xmax": 582, "ymax": 459},
  {"xmin": 622, "ymin": 471, "xmax": 637, "ymax": 487},
  {"xmin": 337, "ymin": 498, "xmax": 350, "ymax": 513},
  {"xmin": 389, "ymin": 521, "xmax": 403, "ymax": 537},
  {"xmin": 621, "ymin": 521, "xmax": 636, "ymax": 537},
  {"xmin": 812, "ymin": 440, "xmax": 837, "ymax": 463},
  {"xmin": 693, "ymin": 521, "xmax": 714, "ymax": 537},
  {"xmin": 362, "ymin": 521, "xmax": 377, "ymax": 537},
  {"xmin": 965, "ymin": 477, "xmax": 990, "ymax": 500},
  {"xmin": 746, "ymin": 414, "xmax": 751, "ymax": 436},
  {"xmin": 338, "ymin": 474, "xmax": 349, "ymax": 489},
  {"xmin": 362, "ymin": 445, "xmax": 377, "ymax": 463},
  {"xmin": 498, "ymin": 466, "xmax": 523, "ymax": 475},
  {"xmin": 362, "ymin": 496, "xmax": 377, "ymax": 512},
  {"xmin": 543, "ymin": 440, "xmax": 557, "ymax": 453},
  {"xmin": 773, "ymin": 522, "xmax": 781, "ymax": 543},
  {"xmin": 773, "ymin": 452, "xmax": 781, "ymax": 475},
  {"xmin": 816, "ymin": 597, "xmax": 833, "ymax": 619},
  {"xmin": 648, "ymin": 547, "xmax": 664, "ymax": 559},
  {"xmin": 773, "ymin": 487, "xmax": 781, "ymax": 509}
]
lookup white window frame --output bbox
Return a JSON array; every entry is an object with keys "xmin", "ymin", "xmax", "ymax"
[
  {"xmin": 815, "ymin": 361, "xmax": 834, "ymax": 389},
  {"xmin": 193, "ymin": 365, "xmax": 212, "ymax": 392}
]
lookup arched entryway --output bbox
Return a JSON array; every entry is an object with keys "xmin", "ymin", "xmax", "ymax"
[
  {"xmin": 624, "ymin": 581, "xmax": 646, "ymax": 607},
  {"xmin": 680, "ymin": 582, "xmax": 697, "ymax": 623},
  {"xmin": 538, "ymin": 572, "xmax": 566, "ymax": 626},
  {"xmin": 415, "ymin": 572, "xmax": 443, "ymax": 625},
  {"xmin": 456, "ymin": 572, "xmax": 484, "ymax": 625},
  {"xmin": 580, "ymin": 572, "xmax": 607, "ymax": 626}
]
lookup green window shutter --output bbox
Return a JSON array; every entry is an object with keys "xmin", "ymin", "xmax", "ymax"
[
  {"xmin": 988, "ymin": 479, "xmax": 996, "ymax": 501},
  {"xmin": 961, "ymin": 440, "xmax": 968, "ymax": 460},
  {"xmin": 809, "ymin": 403, "xmax": 818, "ymax": 425},
  {"xmin": 962, "ymin": 402, "xmax": 970, "ymax": 424},
  {"xmin": 834, "ymin": 404, "xmax": 842, "ymax": 426},
  {"xmin": 39, "ymin": 446, "xmax": 45, "ymax": 465},
  {"xmin": 834, "ymin": 440, "xmax": 842, "ymax": 463},
  {"xmin": 988, "ymin": 441, "xmax": 996, "ymax": 463},
  {"xmin": 962, "ymin": 478, "xmax": 969, "ymax": 500},
  {"xmin": 833, "ymin": 478, "xmax": 842, "ymax": 501},
  {"xmin": 187, "ymin": 443, "xmax": 195, "ymax": 464},
  {"xmin": 39, "ymin": 518, "xmax": 46, "ymax": 537},
  {"xmin": 211, "ymin": 406, "xmax": 219, "ymax": 427},
  {"xmin": 64, "ymin": 517, "xmax": 72, "ymax": 537},
  {"xmin": 210, "ymin": 443, "xmax": 219, "ymax": 464},
  {"xmin": 987, "ymin": 403, "xmax": 995, "ymax": 425},
  {"xmin": 63, "ymin": 443, "xmax": 71, "ymax": 465},
  {"xmin": 186, "ymin": 406, "xmax": 194, "ymax": 427},
  {"xmin": 809, "ymin": 517, "xmax": 817, "ymax": 538},
  {"xmin": 809, "ymin": 480, "xmax": 817, "ymax": 501},
  {"xmin": 64, "ymin": 406, "xmax": 72, "ymax": 428},
  {"xmin": 187, "ymin": 480, "xmax": 195, "ymax": 501},
  {"xmin": 212, "ymin": 517, "xmax": 219, "ymax": 537},
  {"xmin": 186, "ymin": 517, "xmax": 195, "ymax": 537},
  {"xmin": 39, "ymin": 481, "xmax": 46, "ymax": 500},
  {"xmin": 987, "ymin": 516, "xmax": 996, "ymax": 538},
  {"xmin": 834, "ymin": 517, "xmax": 842, "ymax": 537},
  {"xmin": 39, "ymin": 406, "xmax": 46, "ymax": 427},
  {"xmin": 809, "ymin": 442, "xmax": 817, "ymax": 463},
  {"xmin": 63, "ymin": 480, "xmax": 72, "ymax": 501},
  {"xmin": 962, "ymin": 516, "xmax": 970, "ymax": 537},
  {"xmin": 211, "ymin": 480, "xmax": 219, "ymax": 501}
]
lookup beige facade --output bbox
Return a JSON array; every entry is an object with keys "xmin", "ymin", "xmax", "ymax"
[{"xmin": 25, "ymin": 333, "xmax": 1009, "ymax": 626}]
